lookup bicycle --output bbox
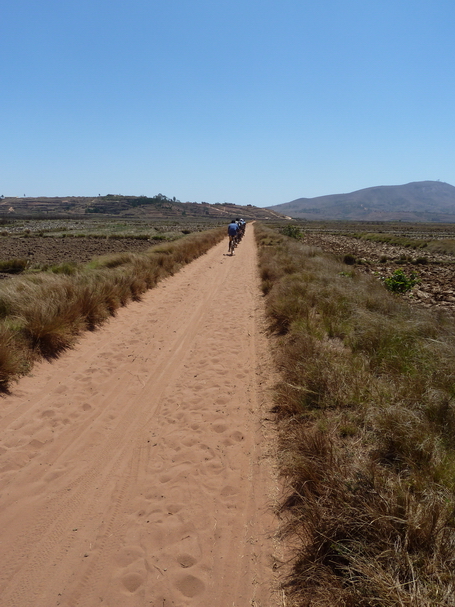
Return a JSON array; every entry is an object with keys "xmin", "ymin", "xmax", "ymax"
[{"xmin": 228, "ymin": 234, "xmax": 237, "ymax": 255}]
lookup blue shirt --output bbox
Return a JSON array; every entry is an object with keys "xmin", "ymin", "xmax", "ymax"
[{"xmin": 228, "ymin": 222, "xmax": 238, "ymax": 236}]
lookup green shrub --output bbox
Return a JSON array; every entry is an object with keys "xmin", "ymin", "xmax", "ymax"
[
  {"xmin": 280, "ymin": 224, "xmax": 302, "ymax": 239},
  {"xmin": 384, "ymin": 268, "xmax": 419, "ymax": 293}
]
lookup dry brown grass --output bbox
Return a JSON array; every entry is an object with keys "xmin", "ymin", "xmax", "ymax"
[
  {"xmin": 425, "ymin": 239, "xmax": 455, "ymax": 256},
  {"xmin": 0, "ymin": 227, "xmax": 225, "ymax": 390},
  {"xmin": 255, "ymin": 223, "xmax": 455, "ymax": 606}
]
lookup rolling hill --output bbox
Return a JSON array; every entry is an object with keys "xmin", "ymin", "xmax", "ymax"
[
  {"xmin": 266, "ymin": 181, "xmax": 455, "ymax": 222},
  {"xmin": 0, "ymin": 194, "xmax": 284, "ymax": 221}
]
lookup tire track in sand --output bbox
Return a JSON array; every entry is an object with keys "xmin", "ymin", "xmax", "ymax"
[{"xmin": 0, "ymin": 226, "xmax": 279, "ymax": 607}]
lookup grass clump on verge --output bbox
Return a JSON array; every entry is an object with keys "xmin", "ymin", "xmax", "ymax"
[
  {"xmin": 0, "ymin": 227, "xmax": 225, "ymax": 391},
  {"xmin": 0, "ymin": 258, "xmax": 28, "ymax": 274},
  {"xmin": 255, "ymin": 222, "xmax": 455, "ymax": 607}
]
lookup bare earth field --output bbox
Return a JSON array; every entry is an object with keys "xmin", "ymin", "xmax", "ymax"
[
  {"xmin": 303, "ymin": 232, "xmax": 455, "ymax": 312},
  {"xmin": 0, "ymin": 236, "xmax": 158, "ymax": 267},
  {"xmin": 0, "ymin": 229, "xmax": 280, "ymax": 606}
]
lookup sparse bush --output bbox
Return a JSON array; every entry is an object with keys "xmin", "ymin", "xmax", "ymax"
[
  {"xmin": 0, "ymin": 258, "xmax": 28, "ymax": 274},
  {"xmin": 384, "ymin": 268, "xmax": 419, "ymax": 293},
  {"xmin": 280, "ymin": 224, "xmax": 302, "ymax": 239},
  {"xmin": 50, "ymin": 262, "xmax": 79, "ymax": 275}
]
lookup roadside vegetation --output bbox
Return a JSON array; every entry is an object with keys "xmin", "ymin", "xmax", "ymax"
[
  {"xmin": 0, "ymin": 227, "xmax": 224, "ymax": 391},
  {"xmin": 255, "ymin": 223, "xmax": 455, "ymax": 606}
]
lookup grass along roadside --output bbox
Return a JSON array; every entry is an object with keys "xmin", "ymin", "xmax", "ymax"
[
  {"xmin": 255, "ymin": 223, "xmax": 455, "ymax": 606},
  {"xmin": 0, "ymin": 227, "xmax": 225, "ymax": 391}
]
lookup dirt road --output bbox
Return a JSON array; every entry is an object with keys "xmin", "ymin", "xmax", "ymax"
[{"xmin": 0, "ymin": 228, "xmax": 279, "ymax": 606}]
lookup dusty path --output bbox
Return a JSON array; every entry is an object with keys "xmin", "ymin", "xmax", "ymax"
[{"xmin": 0, "ymin": 228, "xmax": 279, "ymax": 606}]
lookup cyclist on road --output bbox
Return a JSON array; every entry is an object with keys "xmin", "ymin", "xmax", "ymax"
[
  {"xmin": 228, "ymin": 220, "xmax": 239, "ymax": 255},
  {"xmin": 237, "ymin": 218, "xmax": 246, "ymax": 239}
]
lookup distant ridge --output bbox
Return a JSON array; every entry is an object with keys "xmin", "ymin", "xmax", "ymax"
[
  {"xmin": 0, "ymin": 194, "xmax": 284, "ymax": 221},
  {"xmin": 266, "ymin": 181, "xmax": 455, "ymax": 222}
]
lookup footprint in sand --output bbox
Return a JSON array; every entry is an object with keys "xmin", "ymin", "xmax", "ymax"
[
  {"xmin": 43, "ymin": 467, "xmax": 67, "ymax": 482},
  {"xmin": 122, "ymin": 572, "xmax": 144, "ymax": 593},
  {"xmin": 215, "ymin": 396, "xmax": 229, "ymax": 406},
  {"xmin": 231, "ymin": 431, "xmax": 244, "ymax": 442},
  {"xmin": 28, "ymin": 439, "xmax": 46, "ymax": 449},
  {"xmin": 177, "ymin": 553, "xmax": 197, "ymax": 568},
  {"xmin": 203, "ymin": 461, "xmax": 224, "ymax": 474},
  {"xmin": 181, "ymin": 437, "xmax": 198, "ymax": 447},
  {"xmin": 115, "ymin": 547, "xmax": 145, "ymax": 567},
  {"xmin": 40, "ymin": 410, "xmax": 55, "ymax": 419},
  {"xmin": 175, "ymin": 574, "xmax": 205, "ymax": 598},
  {"xmin": 220, "ymin": 485, "xmax": 238, "ymax": 498}
]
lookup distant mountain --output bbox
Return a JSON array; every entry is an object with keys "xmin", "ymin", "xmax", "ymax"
[
  {"xmin": 266, "ymin": 181, "xmax": 455, "ymax": 222},
  {"xmin": 0, "ymin": 194, "xmax": 284, "ymax": 221}
]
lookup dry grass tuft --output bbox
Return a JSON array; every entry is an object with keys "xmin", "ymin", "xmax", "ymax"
[
  {"xmin": 0, "ymin": 325, "xmax": 23, "ymax": 390},
  {"xmin": 255, "ymin": 223, "xmax": 455, "ymax": 606}
]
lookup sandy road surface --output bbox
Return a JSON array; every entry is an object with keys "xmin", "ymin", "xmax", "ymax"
[{"xmin": 0, "ymin": 228, "xmax": 279, "ymax": 607}]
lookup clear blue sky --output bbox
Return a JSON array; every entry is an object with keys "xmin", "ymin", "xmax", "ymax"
[{"xmin": 1, "ymin": 0, "xmax": 454, "ymax": 207}]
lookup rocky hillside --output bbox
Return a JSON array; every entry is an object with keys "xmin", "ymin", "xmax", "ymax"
[
  {"xmin": 267, "ymin": 181, "xmax": 455, "ymax": 221},
  {"xmin": 0, "ymin": 194, "xmax": 283, "ymax": 221}
]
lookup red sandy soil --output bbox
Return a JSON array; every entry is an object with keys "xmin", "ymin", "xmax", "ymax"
[{"xmin": 0, "ymin": 229, "xmax": 281, "ymax": 606}]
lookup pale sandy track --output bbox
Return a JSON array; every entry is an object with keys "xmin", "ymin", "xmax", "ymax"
[{"xmin": 0, "ymin": 228, "xmax": 280, "ymax": 607}]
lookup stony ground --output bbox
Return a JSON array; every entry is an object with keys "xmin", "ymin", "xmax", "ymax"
[{"xmin": 303, "ymin": 233, "xmax": 455, "ymax": 313}]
